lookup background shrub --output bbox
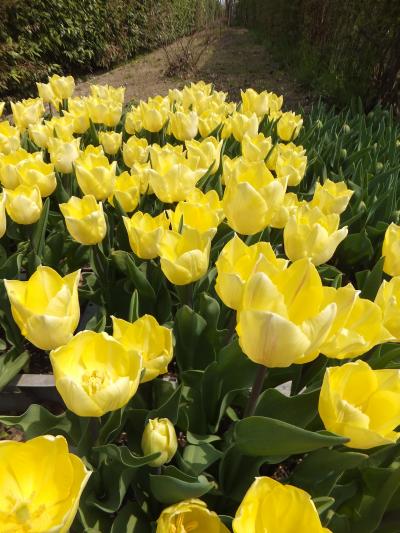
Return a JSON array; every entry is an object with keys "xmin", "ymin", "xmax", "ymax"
[
  {"xmin": 237, "ymin": 0, "xmax": 400, "ymax": 109},
  {"xmin": 0, "ymin": 0, "xmax": 221, "ymax": 99}
]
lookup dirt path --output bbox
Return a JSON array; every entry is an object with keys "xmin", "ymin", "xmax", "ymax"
[{"xmin": 76, "ymin": 26, "xmax": 311, "ymax": 110}]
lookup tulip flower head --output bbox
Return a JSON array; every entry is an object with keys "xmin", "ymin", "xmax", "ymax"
[
  {"xmin": 50, "ymin": 330, "xmax": 142, "ymax": 417},
  {"xmin": 5, "ymin": 266, "xmax": 80, "ymax": 350},
  {"xmin": 236, "ymin": 259, "xmax": 337, "ymax": 367},
  {"xmin": 233, "ymin": 477, "xmax": 331, "ymax": 533},
  {"xmin": 158, "ymin": 228, "xmax": 211, "ymax": 285},
  {"xmin": 112, "ymin": 314, "xmax": 173, "ymax": 383},
  {"xmin": 60, "ymin": 195, "xmax": 107, "ymax": 245},
  {"xmin": 319, "ymin": 360, "xmax": 400, "ymax": 449},
  {"xmin": 0, "ymin": 435, "xmax": 91, "ymax": 532},
  {"xmin": 382, "ymin": 222, "xmax": 400, "ymax": 277},
  {"xmin": 141, "ymin": 418, "xmax": 178, "ymax": 467},
  {"xmin": 157, "ymin": 499, "xmax": 230, "ymax": 533}
]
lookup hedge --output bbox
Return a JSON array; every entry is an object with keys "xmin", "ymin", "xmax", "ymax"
[
  {"xmin": 237, "ymin": 0, "xmax": 400, "ymax": 109},
  {"xmin": 0, "ymin": 0, "xmax": 221, "ymax": 99}
]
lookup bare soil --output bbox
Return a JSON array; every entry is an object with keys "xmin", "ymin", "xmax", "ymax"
[{"xmin": 76, "ymin": 26, "xmax": 311, "ymax": 110}]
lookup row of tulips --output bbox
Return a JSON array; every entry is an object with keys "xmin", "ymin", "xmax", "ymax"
[{"xmin": 0, "ymin": 75, "xmax": 400, "ymax": 532}]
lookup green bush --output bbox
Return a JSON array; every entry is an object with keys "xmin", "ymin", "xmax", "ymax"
[
  {"xmin": 0, "ymin": 0, "xmax": 221, "ymax": 99},
  {"xmin": 237, "ymin": 0, "xmax": 400, "ymax": 108}
]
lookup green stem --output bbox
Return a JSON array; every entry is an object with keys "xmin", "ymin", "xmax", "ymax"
[{"xmin": 243, "ymin": 365, "xmax": 268, "ymax": 418}]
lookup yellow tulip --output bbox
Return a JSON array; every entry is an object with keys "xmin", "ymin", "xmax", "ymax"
[
  {"xmin": 319, "ymin": 360, "xmax": 400, "ymax": 449},
  {"xmin": 49, "ymin": 74, "xmax": 75, "ymax": 100},
  {"xmin": 75, "ymin": 145, "xmax": 117, "ymax": 200},
  {"xmin": 123, "ymin": 211, "xmax": 169, "ymax": 259},
  {"xmin": 46, "ymin": 115, "xmax": 75, "ymax": 141},
  {"xmin": 269, "ymin": 192, "xmax": 305, "ymax": 229},
  {"xmin": 131, "ymin": 162, "xmax": 153, "ymax": 194},
  {"xmin": 59, "ymin": 195, "xmax": 107, "ymax": 245},
  {"xmin": 0, "ymin": 435, "xmax": 90, "ymax": 533},
  {"xmin": 65, "ymin": 97, "xmax": 91, "ymax": 134},
  {"xmin": 0, "ymin": 121, "xmax": 20, "ymax": 154},
  {"xmin": 284, "ymin": 205, "xmax": 348, "ymax": 266},
  {"xmin": 48, "ymin": 137, "xmax": 81, "ymax": 174},
  {"xmin": 221, "ymin": 155, "xmax": 243, "ymax": 186},
  {"xmin": 125, "ymin": 107, "xmax": 143, "ymax": 134},
  {"xmin": 11, "ymin": 98, "xmax": 45, "ymax": 131},
  {"xmin": 320, "ymin": 284, "xmax": 392, "ymax": 358},
  {"xmin": 167, "ymin": 200, "xmax": 219, "ymax": 239},
  {"xmin": 0, "ymin": 192, "xmax": 6, "ymax": 238},
  {"xmin": 277, "ymin": 111, "xmax": 303, "ymax": 141},
  {"xmin": 236, "ymin": 259, "xmax": 337, "ymax": 367},
  {"xmin": 28, "ymin": 122, "xmax": 53, "ymax": 149},
  {"xmin": 112, "ymin": 314, "xmax": 173, "ymax": 382},
  {"xmin": 0, "ymin": 149, "xmax": 42, "ymax": 189},
  {"xmin": 186, "ymin": 188, "xmax": 225, "ymax": 223},
  {"xmin": 181, "ymin": 83, "xmax": 219, "ymax": 114},
  {"xmin": 0, "ymin": 102, "xmax": 4, "ymax": 117},
  {"xmin": 5, "ymin": 266, "xmax": 80, "ymax": 350},
  {"xmin": 107, "ymin": 170, "xmax": 139, "ymax": 212},
  {"xmin": 149, "ymin": 150, "xmax": 205, "ymax": 203},
  {"xmin": 86, "ymin": 96, "xmax": 122, "ymax": 127},
  {"xmin": 275, "ymin": 145, "xmax": 307, "ymax": 186},
  {"xmin": 157, "ymin": 499, "xmax": 230, "ymax": 533},
  {"xmin": 98, "ymin": 130, "xmax": 122, "ymax": 155},
  {"xmin": 16, "ymin": 158, "xmax": 56, "ymax": 198},
  {"xmin": 375, "ymin": 276, "xmax": 400, "ymax": 340},
  {"xmin": 222, "ymin": 161, "xmax": 287, "ymax": 235},
  {"xmin": 382, "ymin": 222, "xmax": 400, "ymax": 277},
  {"xmin": 158, "ymin": 228, "xmax": 211, "ymax": 285},
  {"xmin": 141, "ymin": 418, "xmax": 178, "ymax": 467},
  {"xmin": 198, "ymin": 110, "xmax": 223, "ymax": 138},
  {"xmin": 216, "ymin": 235, "xmax": 288, "ymax": 310},
  {"xmin": 224, "ymin": 112, "xmax": 259, "ymax": 142},
  {"xmin": 123, "ymin": 135, "xmax": 149, "ymax": 167},
  {"xmin": 267, "ymin": 92, "xmax": 283, "ymax": 115},
  {"xmin": 50, "ymin": 330, "xmax": 142, "ymax": 417},
  {"xmin": 311, "ymin": 179, "xmax": 354, "ymax": 215},
  {"xmin": 169, "ymin": 110, "xmax": 199, "ymax": 141},
  {"xmin": 233, "ymin": 477, "xmax": 331, "ymax": 533},
  {"xmin": 241, "ymin": 133, "xmax": 272, "ymax": 162},
  {"xmin": 36, "ymin": 81, "xmax": 56, "ymax": 103},
  {"xmin": 90, "ymin": 83, "xmax": 125, "ymax": 103},
  {"xmin": 5, "ymin": 184, "xmax": 42, "ymax": 225},
  {"xmin": 139, "ymin": 98, "xmax": 169, "ymax": 132},
  {"xmin": 186, "ymin": 137, "xmax": 222, "ymax": 174},
  {"xmin": 241, "ymin": 88, "xmax": 270, "ymax": 118}
]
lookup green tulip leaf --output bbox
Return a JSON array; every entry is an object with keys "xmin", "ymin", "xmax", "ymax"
[
  {"xmin": 0, "ymin": 404, "xmax": 81, "ymax": 443},
  {"xmin": 150, "ymin": 465, "xmax": 214, "ymax": 504},
  {"xmin": 235, "ymin": 416, "xmax": 348, "ymax": 456}
]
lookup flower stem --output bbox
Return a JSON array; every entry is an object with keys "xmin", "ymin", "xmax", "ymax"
[{"xmin": 243, "ymin": 365, "xmax": 268, "ymax": 418}]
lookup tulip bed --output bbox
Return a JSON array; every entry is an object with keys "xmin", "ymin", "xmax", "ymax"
[{"xmin": 0, "ymin": 77, "xmax": 400, "ymax": 532}]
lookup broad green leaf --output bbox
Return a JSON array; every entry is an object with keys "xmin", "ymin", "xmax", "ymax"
[
  {"xmin": 147, "ymin": 384, "xmax": 182, "ymax": 424},
  {"xmin": 111, "ymin": 502, "xmax": 151, "ymax": 533},
  {"xmin": 0, "ymin": 404, "xmax": 82, "ymax": 443},
  {"xmin": 235, "ymin": 416, "xmax": 348, "ymax": 456},
  {"xmin": 94, "ymin": 444, "xmax": 159, "ymax": 468},
  {"xmin": 181, "ymin": 442, "xmax": 222, "ymax": 476},
  {"xmin": 0, "ymin": 349, "xmax": 29, "ymax": 391},
  {"xmin": 254, "ymin": 388, "xmax": 319, "ymax": 428},
  {"xmin": 150, "ymin": 465, "xmax": 214, "ymax": 504}
]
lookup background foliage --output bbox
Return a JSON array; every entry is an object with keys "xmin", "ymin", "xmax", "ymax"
[
  {"xmin": 237, "ymin": 0, "xmax": 400, "ymax": 109},
  {"xmin": 0, "ymin": 0, "xmax": 221, "ymax": 98}
]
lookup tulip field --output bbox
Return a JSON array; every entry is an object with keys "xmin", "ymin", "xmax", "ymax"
[{"xmin": 1, "ymin": 76, "xmax": 400, "ymax": 532}]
